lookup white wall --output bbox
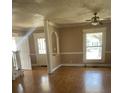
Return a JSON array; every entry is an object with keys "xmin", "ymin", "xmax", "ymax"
[{"xmin": 13, "ymin": 34, "xmax": 32, "ymax": 70}]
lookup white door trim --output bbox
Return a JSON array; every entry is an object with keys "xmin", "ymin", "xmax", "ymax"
[{"xmin": 33, "ymin": 33, "xmax": 47, "ymax": 66}]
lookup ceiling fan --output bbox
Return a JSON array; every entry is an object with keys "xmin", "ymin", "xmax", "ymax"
[{"xmin": 86, "ymin": 12, "xmax": 104, "ymax": 26}]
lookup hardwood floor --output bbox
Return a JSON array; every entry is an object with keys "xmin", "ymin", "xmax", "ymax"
[{"xmin": 13, "ymin": 67, "xmax": 111, "ymax": 93}]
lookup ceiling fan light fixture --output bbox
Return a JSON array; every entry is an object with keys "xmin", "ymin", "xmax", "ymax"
[{"xmin": 91, "ymin": 21, "xmax": 99, "ymax": 25}]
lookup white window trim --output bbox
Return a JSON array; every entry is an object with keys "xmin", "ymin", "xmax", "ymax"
[
  {"xmin": 83, "ymin": 27, "xmax": 106, "ymax": 63},
  {"xmin": 33, "ymin": 33, "xmax": 46, "ymax": 55},
  {"xmin": 37, "ymin": 38, "xmax": 46, "ymax": 54}
]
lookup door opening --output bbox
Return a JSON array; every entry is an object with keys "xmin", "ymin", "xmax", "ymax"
[{"xmin": 33, "ymin": 33, "xmax": 47, "ymax": 66}]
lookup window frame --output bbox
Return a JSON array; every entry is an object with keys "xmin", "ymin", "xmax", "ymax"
[
  {"xmin": 12, "ymin": 37, "xmax": 17, "ymax": 52},
  {"xmin": 37, "ymin": 38, "xmax": 46, "ymax": 54},
  {"xmin": 33, "ymin": 33, "xmax": 46, "ymax": 55},
  {"xmin": 83, "ymin": 27, "xmax": 106, "ymax": 63}
]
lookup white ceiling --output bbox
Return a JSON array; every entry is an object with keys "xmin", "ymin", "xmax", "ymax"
[{"xmin": 13, "ymin": 0, "xmax": 111, "ymax": 30}]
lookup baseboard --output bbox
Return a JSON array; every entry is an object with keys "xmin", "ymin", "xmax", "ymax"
[
  {"xmin": 32, "ymin": 64, "xmax": 40, "ymax": 66},
  {"xmin": 51, "ymin": 64, "xmax": 62, "ymax": 73},
  {"xmin": 32, "ymin": 64, "xmax": 47, "ymax": 67},
  {"xmin": 33, "ymin": 63, "xmax": 111, "ymax": 73},
  {"xmin": 85, "ymin": 64, "xmax": 111, "ymax": 67},
  {"xmin": 61, "ymin": 64, "xmax": 85, "ymax": 66},
  {"xmin": 61, "ymin": 64, "xmax": 111, "ymax": 67}
]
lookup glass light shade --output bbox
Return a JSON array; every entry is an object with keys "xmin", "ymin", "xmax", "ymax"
[{"xmin": 91, "ymin": 22, "xmax": 99, "ymax": 25}]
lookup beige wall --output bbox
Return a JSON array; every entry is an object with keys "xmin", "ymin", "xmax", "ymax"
[
  {"xmin": 60, "ymin": 27, "xmax": 83, "ymax": 52},
  {"xmin": 59, "ymin": 22, "xmax": 111, "ymax": 64},
  {"xmin": 13, "ymin": 21, "xmax": 111, "ymax": 70},
  {"xmin": 46, "ymin": 23, "xmax": 61, "ymax": 71},
  {"xmin": 45, "ymin": 21, "xmax": 61, "ymax": 72}
]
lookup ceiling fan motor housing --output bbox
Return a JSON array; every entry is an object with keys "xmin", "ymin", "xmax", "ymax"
[
  {"xmin": 91, "ymin": 12, "xmax": 100, "ymax": 25},
  {"xmin": 91, "ymin": 12, "xmax": 100, "ymax": 22}
]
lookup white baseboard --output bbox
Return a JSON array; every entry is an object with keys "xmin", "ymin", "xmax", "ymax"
[{"xmin": 51, "ymin": 64, "xmax": 62, "ymax": 73}]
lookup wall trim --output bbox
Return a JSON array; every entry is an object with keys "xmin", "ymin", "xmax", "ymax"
[
  {"xmin": 32, "ymin": 64, "xmax": 40, "ymax": 66},
  {"xmin": 60, "ymin": 51, "xmax": 111, "ymax": 55},
  {"xmin": 61, "ymin": 64, "xmax": 85, "ymax": 66},
  {"xmin": 48, "ymin": 21, "xmax": 58, "ymax": 28},
  {"xmin": 48, "ymin": 51, "xmax": 60, "ymax": 54},
  {"xmin": 60, "ymin": 52, "xmax": 83, "ymax": 54},
  {"xmin": 85, "ymin": 64, "xmax": 111, "ymax": 67},
  {"xmin": 50, "ymin": 63, "xmax": 111, "ymax": 73},
  {"xmin": 32, "ymin": 64, "xmax": 47, "ymax": 66},
  {"xmin": 51, "ymin": 64, "xmax": 62, "ymax": 73},
  {"xmin": 61, "ymin": 63, "xmax": 111, "ymax": 67}
]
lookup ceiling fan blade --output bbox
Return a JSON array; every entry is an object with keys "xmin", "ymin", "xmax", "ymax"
[
  {"xmin": 100, "ymin": 18, "xmax": 111, "ymax": 21},
  {"xmin": 85, "ymin": 19, "xmax": 91, "ymax": 21}
]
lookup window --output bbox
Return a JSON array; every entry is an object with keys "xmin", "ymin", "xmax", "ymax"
[
  {"xmin": 37, "ymin": 38, "xmax": 46, "ymax": 54},
  {"xmin": 12, "ymin": 37, "xmax": 17, "ymax": 51},
  {"xmin": 12, "ymin": 37, "xmax": 18, "ymax": 70},
  {"xmin": 86, "ymin": 32, "xmax": 102, "ymax": 60},
  {"xmin": 83, "ymin": 27, "xmax": 106, "ymax": 63}
]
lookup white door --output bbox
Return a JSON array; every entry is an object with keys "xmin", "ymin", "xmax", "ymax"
[
  {"xmin": 33, "ymin": 33, "xmax": 47, "ymax": 66},
  {"xmin": 83, "ymin": 28, "xmax": 106, "ymax": 63}
]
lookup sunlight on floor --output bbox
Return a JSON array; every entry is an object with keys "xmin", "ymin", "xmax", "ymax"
[
  {"xmin": 41, "ymin": 76, "xmax": 50, "ymax": 92},
  {"xmin": 84, "ymin": 72, "xmax": 103, "ymax": 93}
]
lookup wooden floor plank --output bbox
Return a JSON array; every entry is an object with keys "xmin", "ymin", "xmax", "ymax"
[{"xmin": 13, "ymin": 67, "xmax": 111, "ymax": 93}]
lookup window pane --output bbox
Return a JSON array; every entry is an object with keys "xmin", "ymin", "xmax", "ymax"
[
  {"xmin": 86, "ymin": 32, "xmax": 102, "ymax": 47},
  {"xmin": 86, "ymin": 47, "xmax": 102, "ymax": 60},
  {"xmin": 37, "ymin": 38, "xmax": 46, "ymax": 54},
  {"xmin": 86, "ymin": 32, "xmax": 102, "ymax": 60},
  {"xmin": 12, "ymin": 37, "xmax": 17, "ymax": 51}
]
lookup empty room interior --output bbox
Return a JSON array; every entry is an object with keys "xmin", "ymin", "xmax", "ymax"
[{"xmin": 12, "ymin": 0, "xmax": 111, "ymax": 93}]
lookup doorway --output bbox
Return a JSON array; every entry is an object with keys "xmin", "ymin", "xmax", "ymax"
[{"xmin": 33, "ymin": 33, "xmax": 47, "ymax": 66}]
